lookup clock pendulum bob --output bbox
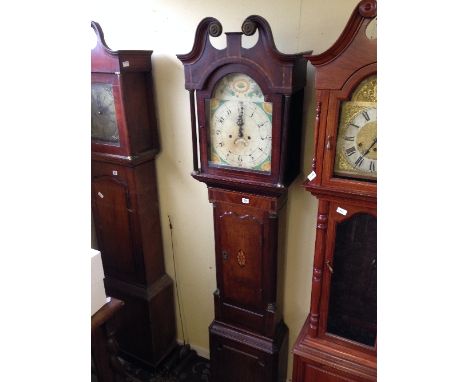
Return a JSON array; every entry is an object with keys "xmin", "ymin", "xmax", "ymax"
[{"xmin": 208, "ymin": 188, "xmax": 289, "ymax": 382}]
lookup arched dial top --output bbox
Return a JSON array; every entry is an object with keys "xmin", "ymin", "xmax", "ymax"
[
  {"xmin": 209, "ymin": 73, "xmax": 272, "ymax": 173},
  {"xmin": 334, "ymin": 75, "xmax": 377, "ymax": 181},
  {"xmin": 177, "ymin": 15, "xmax": 309, "ymax": 195}
]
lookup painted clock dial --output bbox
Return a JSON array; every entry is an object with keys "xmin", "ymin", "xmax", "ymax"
[
  {"xmin": 91, "ymin": 83, "xmax": 120, "ymax": 144},
  {"xmin": 209, "ymin": 73, "xmax": 272, "ymax": 173},
  {"xmin": 334, "ymin": 75, "xmax": 377, "ymax": 181}
]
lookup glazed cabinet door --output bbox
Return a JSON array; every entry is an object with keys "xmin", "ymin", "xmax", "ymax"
[{"xmin": 319, "ymin": 202, "xmax": 377, "ymax": 351}]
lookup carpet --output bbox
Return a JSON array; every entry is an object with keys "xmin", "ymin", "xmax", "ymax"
[{"xmin": 93, "ymin": 345, "xmax": 210, "ymax": 382}]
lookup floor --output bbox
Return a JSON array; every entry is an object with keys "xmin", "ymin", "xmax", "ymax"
[{"xmin": 92, "ymin": 344, "xmax": 210, "ymax": 382}]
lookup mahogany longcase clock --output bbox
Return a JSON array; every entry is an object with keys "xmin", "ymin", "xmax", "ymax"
[
  {"xmin": 91, "ymin": 22, "xmax": 176, "ymax": 367},
  {"xmin": 178, "ymin": 16, "xmax": 310, "ymax": 382},
  {"xmin": 292, "ymin": 1, "xmax": 377, "ymax": 381}
]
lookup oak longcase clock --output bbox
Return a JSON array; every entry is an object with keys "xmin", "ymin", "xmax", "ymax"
[
  {"xmin": 91, "ymin": 21, "xmax": 176, "ymax": 367},
  {"xmin": 178, "ymin": 16, "xmax": 310, "ymax": 382},
  {"xmin": 292, "ymin": 1, "xmax": 377, "ymax": 381}
]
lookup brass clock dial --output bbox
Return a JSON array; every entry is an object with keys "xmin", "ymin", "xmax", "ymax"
[
  {"xmin": 209, "ymin": 73, "xmax": 272, "ymax": 173},
  {"xmin": 91, "ymin": 83, "xmax": 120, "ymax": 144},
  {"xmin": 334, "ymin": 75, "xmax": 377, "ymax": 180}
]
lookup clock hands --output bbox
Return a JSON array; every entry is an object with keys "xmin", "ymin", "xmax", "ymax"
[
  {"xmin": 236, "ymin": 102, "xmax": 245, "ymax": 138},
  {"xmin": 362, "ymin": 137, "xmax": 377, "ymax": 158},
  {"xmin": 235, "ymin": 102, "xmax": 247, "ymax": 146},
  {"xmin": 352, "ymin": 137, "xmax": 376, "ymax": 169}
]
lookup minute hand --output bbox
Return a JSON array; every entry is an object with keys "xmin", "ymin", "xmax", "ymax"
[{"xmin": 361, "ymin": 137, "xmax": 377, "ymax": 158}]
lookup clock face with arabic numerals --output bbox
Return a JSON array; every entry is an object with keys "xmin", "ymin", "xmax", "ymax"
[
  {"xmin": 209, "ymin": 73, "xmax": 272, "ymax": 173},
  {"xmin": 334, "ymin": 75, "xmax": 377, "ymax": 181}
]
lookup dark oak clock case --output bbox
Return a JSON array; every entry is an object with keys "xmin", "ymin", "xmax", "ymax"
[
  {"xmin": 91, "ymin": 21, "xmax": 176, "ymax": 367},
  {"xmin": 178, "ymin": 16, "xmax": 309, "ymax": 382},
  {"xmin": 292, "ymin": 2, "xmax": 377, "ymax": 381}
]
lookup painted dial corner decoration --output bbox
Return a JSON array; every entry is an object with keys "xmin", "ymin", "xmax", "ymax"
[
  {"xmin": 209, "ymin": 73, "xmax": 272, "ymax": 173},
  {"xmin": 334, "ymin": 75, "xmax": 377, "ymax": 181},
  {"xmin": 91, "ymin": 83, "xmax": 120, "ymax": 145}
]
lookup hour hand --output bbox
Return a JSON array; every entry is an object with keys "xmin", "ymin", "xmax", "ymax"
[{"xmin": 236, "ymin": 102, "xmax": 244, "ymax": 138}]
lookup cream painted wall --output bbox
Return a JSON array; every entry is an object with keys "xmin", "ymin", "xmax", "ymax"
[{"xmin": 91, "ymin": 0, "xmax": 360, "ymax": 379}]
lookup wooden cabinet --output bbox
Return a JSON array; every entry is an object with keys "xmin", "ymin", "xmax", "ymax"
[
  {"xmin": 91, "ymin": 21, "xmax": 176, "ymax": 367},
  {"xmin": 292, "ymin": 1, "xmax": 377, "ymax": 381}
]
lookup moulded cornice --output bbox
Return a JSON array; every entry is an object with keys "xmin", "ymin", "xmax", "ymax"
[
  {"xmin": 177, "ymin": 15, "xmax": 311, "ymax": 92},
  {"xmin": 91, "ymin": 21, "xmax": 153, "ymax": 60},
  {"xmin": 305, "ymin": 0, "xmax": 376, "ymax": 67}
]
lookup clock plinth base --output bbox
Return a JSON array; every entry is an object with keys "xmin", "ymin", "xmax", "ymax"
[
  {"xmin": 104, "ymin": 276, "xmax": 177, "ymax": 368},
  {"xmin": 209, "ymin": 320, "xmax": 288, "ymax": 382},
  {"xmin": 292, "ymin": 315, "xmax": 376, "ymax": 382}
]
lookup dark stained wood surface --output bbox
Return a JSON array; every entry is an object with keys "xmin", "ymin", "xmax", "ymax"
[
  {"xmin": 178, "ymin": 15, "xmax": 310, "ymax": 196},
  {"xmin": 91, "ymin": 21, "xmax": 159, "ymax": 158},
  {"xmin": 209, "ymin": 188, "xmax": 286, "ymax": 338},
  {"xmin": 293, "ymin": 317, "xmax": 376, "ymax": 381},
  {"xmin": 92, "ymin": 298, "xmax": 125, "ymax": 382},
  {"xmin": 91, "ymin": 21, "xmax": 176, "ymax": 367},
  {"xmin": 92, "ymin": 297, "xmax": 125, "ymax": 333},
  {"xmin": 178, "ymin": 15, "xmax": 309, "ymax": 381}
]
